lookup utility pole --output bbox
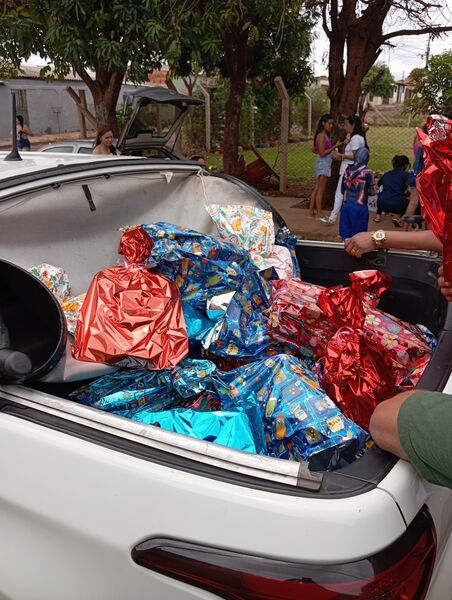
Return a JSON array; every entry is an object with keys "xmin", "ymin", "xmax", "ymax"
[{"xmin": 425, "ymin": 33, "xmax": 431, "ymax": 68}]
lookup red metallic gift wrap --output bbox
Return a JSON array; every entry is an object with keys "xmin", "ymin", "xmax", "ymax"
[
  {"xmin": 320, "ymin": 327, "xmax": 397, "ymax": 430},
  {"xmin": 417, "ymin": 116, "xmax": 452, "ymax": 280},
  {"xmin": 72, "ymin": 228, "xmax": 188, "ymax": 369}
]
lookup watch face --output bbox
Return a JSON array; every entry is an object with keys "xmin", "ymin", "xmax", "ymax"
[{"xmin": 374, "ymin": 230, "xmax": 385, "ymax": 241}]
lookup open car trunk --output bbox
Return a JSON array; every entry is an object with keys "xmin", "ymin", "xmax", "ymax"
[
  {"xmin": 117, "ymin": 87, "xmax": 202, "ymax": 158},
  {"xmin": 0, "ymin": 159, "xmax": 450, "ymax": 497}
]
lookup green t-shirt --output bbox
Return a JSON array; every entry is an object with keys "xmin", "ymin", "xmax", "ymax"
[{"xmin": 398, "ymin": 391, "xmax": 452, "ymax": 489}]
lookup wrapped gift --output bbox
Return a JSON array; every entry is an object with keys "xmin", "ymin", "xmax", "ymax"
[
  {"xmin": 268, "ymin": 278, "xmax": 335, "ymax": 359},
  {"xmin": 417, "ymin": 116, "xmax": 452, "ymax": 279},
  {"xmin": 29, "ymin": 263, "xmax": 72, "ymax": 303},
  {"xmin": 206, "ymin": 204, "xmax": 275, "ymax": 269},
  {"xmin": 142, "ymin": 222, "xmax": 255, "ymax": 311},
  {"xmin": 320, "ymin": 328, "xmax": 397, "ymax": 430},
  {"xmin": 212, "ymin": 354, "xmax": 367, "ymax": 464},
  {"xmin": 130, "ymin": 407, "xmax": 265, "ymax": 455},
  {"xmin": 72, "ymin": 227, "xmax": 188, "ymax": 369},
  {"xmin": 205, "ymin": 268, "xmax": 276, "ymax": 359},
  {"xmin": 61, "ymin": 294, "xmax": 86, "ymax": 335}
]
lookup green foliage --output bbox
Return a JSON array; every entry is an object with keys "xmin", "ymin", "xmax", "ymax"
[
  {"xmin": 292, "ymin": 85, "xmax": 329, "ymax": 137},
  {"xmin": 405, "ymin": 51, "xmax": 452, "ymax": 116},
  {"xmin": 361, "ymin": 63, "xmax": 395, "ymax": 99},
  {"xmin": 0, "ymin": 1, "xmax": 167, "ymax": 82},
  {"xmin": 0, "ymin": 58, "xmax": 19, "ymax": 79},
  {"xmin": 116, "ymin": 103, "xmax": 134, "ymax": 131}
]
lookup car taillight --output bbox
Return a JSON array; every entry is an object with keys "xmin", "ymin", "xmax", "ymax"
[{"xmin": 132, "ymin": 506, "xmax": 436, "ymax": 600}]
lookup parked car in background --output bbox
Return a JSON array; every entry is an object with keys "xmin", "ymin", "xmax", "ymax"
[
  {"xmin": 38, "ymin": 86, "xmax": 202, "ymax": 160},
  {"xmin": 39, "ymin": 139, "xmax": 95, "ymax": 154}
]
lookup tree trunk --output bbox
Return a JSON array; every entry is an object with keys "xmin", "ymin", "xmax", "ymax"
[
  {"xmin": 222, "ymin": 25, "xmax": 249, "ymax": 177},
  {"xmin": 77, "ymin": 68, "xmax": 125, "ymax": 136}
]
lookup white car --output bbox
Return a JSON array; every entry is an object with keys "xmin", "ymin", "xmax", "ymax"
[
  {"xmin": 0, "ymin": 150, "xmax": 450, "ymax": 600},
  {"xmin": 39, "ymin": 139, "xmax": 95, "ymax": 154}
]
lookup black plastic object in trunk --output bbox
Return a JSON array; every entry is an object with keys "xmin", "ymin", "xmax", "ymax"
[{"xmin": 0, "ymin": 259, "xmax": 67, "ymax": 382}]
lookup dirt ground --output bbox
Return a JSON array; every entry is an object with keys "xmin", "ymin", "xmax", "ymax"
[{"xmin": 264, "ymin": 194, "xmax": 397, "ymax": 242}]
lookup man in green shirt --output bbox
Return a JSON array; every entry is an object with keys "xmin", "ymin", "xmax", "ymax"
[{"xmin": 370, "ymin": 390, "xmax": 452, "ymax": 489}]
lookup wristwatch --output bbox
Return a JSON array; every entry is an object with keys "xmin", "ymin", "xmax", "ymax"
[{"xmin": 371, "ymin": 229, "xmax": 386, "ymax": 248}]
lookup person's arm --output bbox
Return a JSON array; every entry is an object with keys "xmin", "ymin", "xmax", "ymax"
[
  {"xmin": 438, "ymin": 266, "xmax": 452, "ymax": 301},
  {"xmin": 317, "ymin": 133, "xmax": 340, "ymax": 158},
  {"xmin": 22, "ymin": 124, "xmax": 33, "ymax": 136},
  {"xmin": 336, "ymin": 135, "xmax": 361, "ymax": 161},
  {"xmin": 344, "ymin": 229, "xmax": 443, "ymax": 257}
]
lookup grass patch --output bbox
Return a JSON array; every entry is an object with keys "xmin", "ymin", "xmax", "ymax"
[{"xmin": 207, "ymin": 126, "xmax": 416, "ymax": 185}]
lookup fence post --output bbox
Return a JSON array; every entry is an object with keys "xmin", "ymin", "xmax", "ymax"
[
  {"xmin": 274, "ymin": 76, "xmax": 289, "ymax": 194},
  {"xmin": 304, "ymin": 91, "xmax": 312, "ymax": 137},
  {"xmin": 198, "ymin": 85, "xmax": 211, "ymax": 153}
]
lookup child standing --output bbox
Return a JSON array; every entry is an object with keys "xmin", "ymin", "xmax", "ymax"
[
  {"xmin": 309, "ymin": 114, "xmax": 340, "ymax": 219},
  {"xmin": 374, "ymin": 155, "xmax": 410, "ymax": 227},
  {"xmin": 339, "ymin": 147, "xmax": 377, "ymax": 241}
]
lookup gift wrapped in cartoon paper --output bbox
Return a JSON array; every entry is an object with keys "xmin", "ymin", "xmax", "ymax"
[
  {"xmin": 72, "ymin": 227, "xmax": 188, "ymax": 370},
  {"xmin": 268, "ymin": 271, "xmax": 432, "ymax": 388},
  {"xmin": 142, "ymin": 222, "xmax": 256, "ymax": 311},
  {"xmin": 212, "ymin": 354, "xmax": 368, "ymax": 464},
  {"xmin": 417, "ymin": 115, "xmax": 452, "ymax": 280},
  {"xmin": 206, "ymin": 204, "xmax": 295, "ymax": 279},
  {"xmin": 204, "ymin": 268, "xmax": 277, "ymax": 360},
  {"xmin": 29, "ymin": 263, "xmax": 86, "ymax": 335}
]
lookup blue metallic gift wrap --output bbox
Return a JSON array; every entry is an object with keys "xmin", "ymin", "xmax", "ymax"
[
  {"xmin": 172, "ymin": 358, "xmax": 217, "ymax": 398},
  {"xmin": 204, "ymin": 268, "xmax": 276, "ymax": 359},
  {"xmin": 141, "ymin": 222, "xmax": 256, "ymax": 311},
  {"xmin": 129, "ymin": 407, "xmax": 264, "ymax": 454},
  {"xmin": 182, "ymin": 303, "xmax": 216, "ymax": 341},
  {"xmin": 69, "ymin": 369, "xmax": 174, "ymax": 413},
  {"xmin": 212, "ymin": 354, "xmax": 368, "ymax": 462}
]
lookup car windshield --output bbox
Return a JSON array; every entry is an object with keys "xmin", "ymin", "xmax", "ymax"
[{"xmin": 127, "ymin": 101, "xmax": 183, "ymax": 140}]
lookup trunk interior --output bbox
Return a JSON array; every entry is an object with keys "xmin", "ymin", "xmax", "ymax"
[{"xmin": 0, "ymin": 161, "xmax": 450, "ymax": 496}]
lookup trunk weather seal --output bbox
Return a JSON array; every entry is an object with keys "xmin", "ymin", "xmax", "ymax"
[{"xmin": 0, "ymin": 396, "xmax": 389, "ymax": 499}]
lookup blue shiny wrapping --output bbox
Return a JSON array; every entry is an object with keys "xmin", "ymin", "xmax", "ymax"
[
  {"xmin": 204, "ymin": 268, "xmax": 276, "ymax": 359},
  {"xmin": 69, "ymin": 369, "xmax": 174, "ymax": 413},
  {"xmin": 141, "ymin": 222, "xmax": 256, "ymax": 311},
  {"xmin": 182, "ymin": 303, "xmax": 215, "ymax": 341},
  {"xmin": 129, "ymin": 407, "xmax": 263, "ymax": 454},
  {"xmin": 275, "ymin": 229, "xmax": 301, "ymax": 278},
  {"xmin": 417, "ymin": 324, "xmax": 438, "ymax": 351},
  {"xmin": 212, "ymin": 354, "xmax": 368, "ymax": 462},
  {"xmin": 172, "ymin": 359, "xmax": 217, "ymax": 398}
]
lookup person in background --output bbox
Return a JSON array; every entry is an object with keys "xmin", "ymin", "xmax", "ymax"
[
  {"xmin": 309, "ymin": 114, "xmax": 340, "ymax": 219},
  {"xmin": 339, "ymin": 147, "xmax": 377, "ymax": 241},
  {"xmin": 320, "ymin": 115, "xmax": 368, "ymax": 225},
  {"xmin": 374, "ymin": 155, "xmax": 410, "ymax": 227},
  {"xmin": 403, "ymin": 125, "xmax": 428, "ymax": 230},
  {"xmin": 16, "ymin": 115, "xmax": 33, "ymax": 151},
  {"xmin": 92, "ymin": 127, "xmax": 117, "ymax": 155}
]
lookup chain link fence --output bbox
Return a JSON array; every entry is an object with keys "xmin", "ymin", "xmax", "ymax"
[{"xmin": 180, "ymin": 84, "xmax": 424, "ymax": 197}]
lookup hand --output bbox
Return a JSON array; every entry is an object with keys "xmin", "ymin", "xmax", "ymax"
[
  {"xmin": 334, "ymin": 152, "xmax": 342, "ymax": 161},
  {"xmin": 344, "ymin": 232, "xmax": 375, "ymax": 257},
  {"xmin": 438, "ymin": 266, "xmax": 452, "ymax": 302}
]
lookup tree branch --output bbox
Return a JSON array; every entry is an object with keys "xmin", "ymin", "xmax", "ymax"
[
  {"xmin": 383, "ymin": 25, "xmax": 452, "ymax": 41},
  {"xmin": 322, "ymin": 0, "xmax": 331, "ymax": 37}
]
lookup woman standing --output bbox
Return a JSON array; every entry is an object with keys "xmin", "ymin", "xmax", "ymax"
[
  {"xmin": 309, "ymin": 114, "xmax": 340, "ymax": 219},
  {"xmin": 16, "ymin": 115, "xmax": 33, "ymax": 151},
  {"xmin": 320, "ymin": 115, "xmax": 367, "ymax": 225},
  {"xmin": 92, "ymin": 127, "xmax": 117, "ymax": 155}
]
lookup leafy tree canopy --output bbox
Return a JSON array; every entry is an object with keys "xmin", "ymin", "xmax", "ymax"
[
  {"xmin": 0, "ymin": 58, "xmax": 19, "ymax": 79},
  {"xmin": 361, "ymin": 63, "xmax": 395, "ymax": 99},
  {"xmin": 406, "ymin": 50, "xmax": 452, "ymax": 116}
]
